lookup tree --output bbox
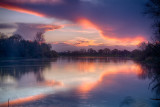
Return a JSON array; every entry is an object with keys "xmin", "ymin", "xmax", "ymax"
[
  {"xmin": 98, "ymin": 49, "xmax": 104, "ymax": 55},
  {"xmin": 103, "ymin": 48, "xmax": 111, "ymax": 55},
  {"xmin": 111, "ymin": 49, "xmax": 119, "ymax": 56},
  {"xmin": 9, "ymin": 34, "xmax": 23, "ymax": 41},
  {"xmin": 87, "ymin": 48, "xmax": 97, "ymax": 56},
  {"xmin": 138, "ymin": 42, "xmax": 147, "ymax": 51},
  {"xmin": 0, "ymin": 33, "xmax": 58, "ymax": 58},
  {"xmin": 34, "ymin": 32, "xmax": 45, "ymax": 43},
  {"xmin": 145, "ymin": 0, "xmax": 160, "ymax": 41},
  {"xmin": 0, "ymin": 32, "xmax": 7, "ymax": 39}
]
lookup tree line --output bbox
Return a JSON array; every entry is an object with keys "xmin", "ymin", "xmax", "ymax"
[
  {"xmin": 59, "ymin": 48, "xmax": 139, "ymax": 58},
  {"xmin": 0, "ymin": 31, "xmax": 159, "ymax": 62},
  {"xmin": 0, "ymin": 32, "xmax": 58, "ymax": 58},
  {"xmin": 0, "ymin": 32, "xmax": 144, "ymax": 59}
]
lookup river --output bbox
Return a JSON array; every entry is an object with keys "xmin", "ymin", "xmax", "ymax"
[{"xmin": 0, "ymin": 57, "xmax": 159, "ymax": 107}]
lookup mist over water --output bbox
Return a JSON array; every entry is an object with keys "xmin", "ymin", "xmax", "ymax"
[{"xmin": 0, "ymin": 57, "xmax": 159, "ymax": 107}]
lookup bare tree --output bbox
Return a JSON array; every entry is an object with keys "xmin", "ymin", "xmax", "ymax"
[
  {"xmin": 34, "ymin": 32, "xmax": 45, "ymax": 43},
  {"xmin": 144, "ymin": 0, "xmax": 160, "ymax": 41},
  {"xmin": 0, "ymin": 32, "xmax": 8, "ymax": 39}
]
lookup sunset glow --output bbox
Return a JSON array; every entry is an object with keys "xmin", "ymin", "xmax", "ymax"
[
  {"xmin": 0, "ymin": 0, "xmax": 150, "ymax": 50},
  {"xmin": 78, "ymin": 18, "xmax": 146, "ymax": 46},
  {"xmin": 77, "ymin": 62, "xmax": 143, "ymax": 95},
  {"xmin": 0, "ymin": 58, "xmax": 155, "ymax": 106},
  {"xmin": 0, "ymin": 0, "xmax": 158, "ymax": 106},
  {"xmin": 0, "ymin": 3, "xmax": 45, "ymax": 17}
]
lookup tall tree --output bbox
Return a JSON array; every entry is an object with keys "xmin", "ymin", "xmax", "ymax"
[
  {"xmin": 34, "ymin": 32, "xmax": 45, "ymax": 43},
  {"xmin": 145, "ymin": 0, "xmax": 160, "ymax": 41}
]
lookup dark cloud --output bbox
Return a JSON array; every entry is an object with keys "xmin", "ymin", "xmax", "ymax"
[
  {"xmin": 0, "ymin": 23, "xmax": 62, "ymax": 40},
  {"xmin": 0, "ymin": 23, "xmax": 17, "ymax": 29},
  {"xmin": 14, "ymin": 23, "xmax": 62, "ymax": 40},
  {"xmin": 0, "ymin": 0, "xmax": 152, "ymax": 40}
]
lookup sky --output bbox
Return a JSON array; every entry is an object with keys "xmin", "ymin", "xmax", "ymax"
[{"xmin": 0, "ymin": 0, "xmax": 152, "ymax": 51}]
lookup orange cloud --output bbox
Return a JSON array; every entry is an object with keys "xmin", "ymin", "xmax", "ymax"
[
  {"xmin": 0, "ymin": 3, "xmax": 45, "ymax": 17},
  {"xmin": 61, "ymin": 37, "xmax": 103, "ymax": 47},
  {"xmin": 77, "ymin": 18, "xmax": 146, "ymax": 46},
  {"xmin": 78, "ymin": 18, "xmax": 98, "ymax": 29},
  {"xmin": 37, "ymin": 24, "xmax": 63, "ymax": 31},
  {"xmin": 99, "ymin": 31, "xmax": 146, "ymax": 46}
]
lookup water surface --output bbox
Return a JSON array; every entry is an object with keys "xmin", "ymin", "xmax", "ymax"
[{"xmin": 0, "ymin": 57, "xmax": 159, "ymax": 107}]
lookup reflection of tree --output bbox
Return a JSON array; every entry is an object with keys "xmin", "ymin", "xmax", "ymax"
[
  {"xmin": 60, "ymin": 57, "xmax": 128, "ymax": 63},
  {"xmin": 119, "ymin": 96, "xmax": 135, "ymax": 107},
  {"xmin": 0, "ymin": 59, "xmax": 57, "ymax": 82},
  {"xmin": 138, "ymin": 63, "xmax": 160, "ymax": 99}
]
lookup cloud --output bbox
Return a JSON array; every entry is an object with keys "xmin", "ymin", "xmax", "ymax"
[
  {"xmin": 1, "ymin": 0, "xmax": 62, "ymax": 4},
  {"xmin": 0, "ymin": 23, "xmax": 62, "ymax": 40},
  {"xmin": 0, "ymin": 0, "xmax": 152, "ymax": 44},
  {"xmin": 77, "ymin": 18, "xmax": 147, "ymax": 45},
  {"xmin": 14, "ymin": 23, "xmax": 62, "ymax": 40},
  {"xmin": 65, "ymin": 37, "xmax": 103, "ymax": 46},
  {"xmin": 52, "ymin": 41, "xmax": 137, "ymax": 52},
  {"xmin": 0, "ymin": 23, "xmax": 17, "ymax": 29}
]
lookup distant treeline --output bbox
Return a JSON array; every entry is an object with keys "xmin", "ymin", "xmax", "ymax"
[
  {"xmin": 59, "ymin": 48, "xmax": 133, "ymax": 57},
  {"xmin": 0, "ymin": 32, "xmax": 58, "ymax": 58},
  {"xmin": 59, "ymin": 42, "xmax": 160, "ymax": 63}
]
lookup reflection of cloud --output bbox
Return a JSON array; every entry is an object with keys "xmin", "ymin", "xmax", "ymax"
[
  {"xmin": 40, "ymin": 80, "xmax": 63, "ymax": 87},
  {"xmin": 77, "ymin": 62, "xmax": 143, "ymax": 99},
  {"xmin": 76, "ymin": 61, "xmax": 96, "ymax": 72},
  {"xmin": 0, "ymin": 94, "xmax": 45, "ymax": 107},
  {"xmin": 1, "ymin": 58, "xmax": 147, "ymax": 106}
]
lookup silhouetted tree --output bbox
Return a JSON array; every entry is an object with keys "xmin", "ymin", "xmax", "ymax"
[
  {"xmin": 60, "ymin": 48, "xmax": 132, "ymax": 57},
  {"xmin": 134, "ymin": 0, "xmax": 160, "ymax": 62},
  {"xmin": 87, "ymin": 48, "xmax": 97, "ymax": 56},
  {"xmin": 145, "ymin": 0, "xmax": 160, "ymax": 41},
  {"xmin": 103, "ymin": 48, "xmax": 111, "ymax": 55},
  {"xmin": 0, "ymin": 32, "xmax": 58, "ymax": 58},
  {"xmin": 111, "ymin": 49, "xmax": 119, "ymax": 56},
  {"xmin": 9, "ymin": 34, "xmax": 23, "ymax": 41},
  {"xmin": 34, "ymin": 32, "xmax": 45, "ymax": 43},
  {"xmin": 0, "ymin": 32, "xmax": 8, "ymax": 39}
]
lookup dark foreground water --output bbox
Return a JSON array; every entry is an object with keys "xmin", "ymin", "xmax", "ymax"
[{"xmin": 0, "ymin": 57, "xmax": 160, "ymax": 107}]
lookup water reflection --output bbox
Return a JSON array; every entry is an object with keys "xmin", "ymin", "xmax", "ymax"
[
  {"xmin": 0, "ymin": 57, "xmax": 159, "ymax": 107},
  {"xmin": 137, "ymin": 63, "xmax": 160, "ymax": 100}
]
